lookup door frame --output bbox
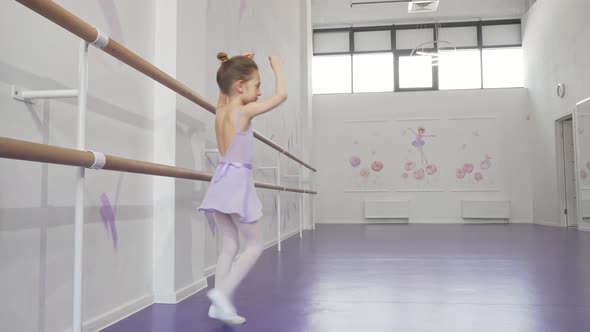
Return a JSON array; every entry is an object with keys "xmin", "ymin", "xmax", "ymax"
[
  {"xmin": 574, "ymin": 98, "xmax": 590, "ymax": 230},
  {"xmin": 555, "ymin": 111, "xmax": 577, "ymax": 227}
]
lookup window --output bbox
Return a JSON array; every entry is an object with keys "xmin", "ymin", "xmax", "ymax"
[
  {"xmin": 398, "ymin": 55, "xmax": 433, "ymax": 89},
  {"xmin": 353, "ymin": 53, "xmax": 394, "ymax": 93},
  {"xmin": 482, "ymin": 24, "xmax": 521, "ymax": 47},
  {"xmin": 438, "ymin": 49, "xmax": 481, "ymax": 90},
  {"xmin": 438, "ymin": 26, "xmax": 478, "ymax": 48},
  {"xmin": 354, "ymin": 30, "xmax": 391, "ymax": 52},
  {"xmin": 396, "ymin": 28, "xmax": 434, "ymax": 50},
  {"xmin": 313, "ymin": 31, "xmax": 350, "ymax": 54},
  {"xmin": 311, "ymin": 19, "xmax": 523, "ymax": 94},
  {"xmin": 482, "ymin": 48, "xmax": 523, "ymax": 88},
  {"xmin": 312, "ymin": 55, "xmax": 352, "ymax": 94}
]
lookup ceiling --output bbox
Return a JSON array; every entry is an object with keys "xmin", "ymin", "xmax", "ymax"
[{"xmin": 312, "ymin": 0, "xmax": 527, "ymax": 27}]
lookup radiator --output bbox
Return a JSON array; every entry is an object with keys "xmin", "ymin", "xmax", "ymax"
[
  {"xmin": 582, "ymin": 200, "xmax": 590, "ymax": 219},
  {"xmin": 461, "ymin": 200, "xmax": 510, "ymax": 221},
  {"xmin": 364, "ymin": 199, "xmax": 410, "ymax": 222}
]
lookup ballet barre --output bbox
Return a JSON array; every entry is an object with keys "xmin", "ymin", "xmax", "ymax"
[
  {"xmin": 14, "ymin": 0, "xmax": 316, "ymax": 172},
  {"xmin": 0, "ymin": 137, "xmax": 318, "ymax": 195}
]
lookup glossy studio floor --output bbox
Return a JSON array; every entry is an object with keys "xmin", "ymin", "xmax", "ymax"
[{"xmin": 104, "ymin": 224, "xmax": 590, "ymax": 332}]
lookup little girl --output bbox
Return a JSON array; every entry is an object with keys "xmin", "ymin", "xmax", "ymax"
[{"xmin": 198, "ymin": 52, "xmax": 287, "ymax": 325}]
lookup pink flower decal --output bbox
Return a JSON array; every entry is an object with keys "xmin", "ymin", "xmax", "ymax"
[
  {"xmin": 371, "ymin": 161, "xmax": 384, "ymax": 172},
  {"xmin": 404, "ymin": 161, "xmax": 416, "ymax": 171},
  {"xmin": 414, "ymin": 168, "xmax": 425, "ymax": 180},
  {"xmin": 360, "ymin": 168, "xmax": 370, "ymax": 178},
  {"xmin": 349, "ymin": 156, "xmax": 361, "ymax": 167},
  {"xmin": 474, "ymin": 172, "xmax": 483, "ymax": 181},
  {"xmin": 456, "ymin": 169, "xmax": 466, "ymax": 179},
  {"xmin": 426, "ymin": 164, "xmax": 437, "ymax": 175},
  {"xmin": 402, "ymin": 173, "xmax": 409, "ymax": 179},
  {"xmin": 581, "ymin": 170, "xmax": 588, "ymax": 180},
  {"xmin": 463, "ymin": 163, "xmax": 474, "ymax": 174}
]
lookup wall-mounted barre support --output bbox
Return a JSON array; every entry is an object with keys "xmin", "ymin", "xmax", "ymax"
[
  {"xmin": 284, "ymin": 170, "xmax": 304, "ymax": 239},
  {"xmin": 257, "ymin": 162, "xmax": 282, "ymax": 251},
  {"xmin": 11, "ymin": 85, "xmax": 79, "ymax": 103}
]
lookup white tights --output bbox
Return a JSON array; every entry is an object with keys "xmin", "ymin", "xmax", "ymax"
[{"xmin": 213, "ymin": 211, "xmax": 264, "ymax": 300}]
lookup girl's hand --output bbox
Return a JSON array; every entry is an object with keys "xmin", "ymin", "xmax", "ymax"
[
  {"xmin": 242, "ymin": 52, "xmax": 255, "ymax": 59},
  {"xmin": 269, "ymin": 56, "xmax": 282, "ymax": 71}
]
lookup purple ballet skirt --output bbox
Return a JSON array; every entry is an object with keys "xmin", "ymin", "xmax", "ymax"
[
  {"xmin": 412, "ymin": 134, "xmax": 425, "ymax": 147},
  {"xmin": 412, "ymin": 139, "xmax": 425, "ymax": 147},
  {"xmin": 198, "ymin": 108, "xmax": 263, "ymax": 227}
]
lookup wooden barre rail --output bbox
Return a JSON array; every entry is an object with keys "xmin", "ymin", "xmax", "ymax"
[
  {"xmin": 15, "ymin": 0, "xmax": 317, "ymax": 173},
  {"xmin": 0, "ymin": 137, "xmax": 317, "ymax": 195}
]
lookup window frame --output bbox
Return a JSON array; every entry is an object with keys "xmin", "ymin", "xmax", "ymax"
[{"xmin": 312, "ymin": 19, "xmax": 522, "ymax": 95}]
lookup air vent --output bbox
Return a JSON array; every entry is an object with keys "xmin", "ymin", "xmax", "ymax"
[{"xmin": 408, "ymin": 0, "xmax": 439, "ymax": 13}]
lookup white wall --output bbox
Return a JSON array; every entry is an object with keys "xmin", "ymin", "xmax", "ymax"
[
  {"xmin": 313, "ymin": 0, "xmax": 525, "ymax": 26},
  {"xmin": 1, "ymin": 0, "xmax": 312, "ymax": 331},
  {"xmin": 0, "ymin": 1, "xmax": 155, "ymax": 331},
  {"xmin": 313, "ymin": 89, "xmax": 533, "ymax": 223},
  {"xmin": 522, "ymin": 0, "xmax": 590, "ymax": 229}
]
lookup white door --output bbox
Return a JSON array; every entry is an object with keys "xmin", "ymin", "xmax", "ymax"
[{"xmin": 562, "ymin": 120, "xmax": 578, "ymax": 227}]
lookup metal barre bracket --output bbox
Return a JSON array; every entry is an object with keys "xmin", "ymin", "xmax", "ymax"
[
  {"xmin": 91, "ymin": 27, "xmax": 109, "ymax": 49},
  {"xmin": 11, "ymin": 85, "xmax": 78, "ymax": 104},
  {"xmin": 87, "ymin": 151, "xmax": 106, "ymax": 170}
]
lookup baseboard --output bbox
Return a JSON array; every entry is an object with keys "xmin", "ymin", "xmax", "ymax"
[
  {"xmin": 175, "ymin": 277, "xmax": 208, "ymax": 303},
  {"xmin": 412, "ymin": 219, "xmax": 464, "ymax": 224},
  {"xmin": 535, "ymin": 221, "xmax": 590, "ymax": 232},
  {"xmin": 462, "ymin": 218, "xmax": 509, "ymax": 224},
  {"xmin": 153, "ymin": 276, "xmax": 209, "ymax": 305},
  {"xmin": 534, "ymin": 220, "xmax": 563, "ymax": 227},
  {"xmin": 577, "ymin": 223, "xmax": 590, "ymax": 232},
  {"xmin": 281, "ymin": 228, "xmax": 301, "ymax": 241},
  {"xmin": 80, "ymin": 294, "xmax": 154, "ymax": 332},
  {"xmin": 316, "ymin": 219, "xmax": 408, "ymax": 224},
  {"xmin": 264, "ymin": 228, "xmax": 300, "ymax": 249},
  {"xmin": 84, "ymin": 277, "xmax": 208, "ymax": 331},
  {"xmin": 509, "ymin": 219, "xmax": 534, "ymax": 224},
  {"xmin": 204, "ymin": 265, "xmax": 216, "ymax": 278},
  {"xmin": 316, "ymin": 219, "xmax": 533, "ymax": 224}
]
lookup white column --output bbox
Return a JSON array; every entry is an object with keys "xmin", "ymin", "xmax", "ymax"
[
  {"xmin": 302, "ymin": 0, "xmax": 315, "ymax": 230},
  {"xmin": 152, "ymin": 0, "xmax": 178, "ymax": 304}
]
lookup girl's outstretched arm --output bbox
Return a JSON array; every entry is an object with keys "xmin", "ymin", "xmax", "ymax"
[{"xmin": 243, "ymin": 56, "xmax": 288, "ymax": 119}]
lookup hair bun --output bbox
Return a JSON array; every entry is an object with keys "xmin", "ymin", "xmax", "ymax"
[{"xmin": 217, "ymin": 52, "xmax": 229, "ymax": 62}]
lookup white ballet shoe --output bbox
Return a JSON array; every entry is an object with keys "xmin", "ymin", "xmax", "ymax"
[
  {"xmin": 207, "ymin": 288, "xmax": 236, "ymax": 314},
  {"xmin": 208, "ymin": 304, "xmax": 246, "ymax": 325}
]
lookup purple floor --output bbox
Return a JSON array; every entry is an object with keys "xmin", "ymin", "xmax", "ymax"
[{"xmin": 102, "ymin": 224, "xmax": 590, "ymax": 332}]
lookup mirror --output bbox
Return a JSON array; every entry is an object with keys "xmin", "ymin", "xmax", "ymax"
[{"xmin": 574, "ymin": 97, "xmax": 590, "ymax": 225}]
